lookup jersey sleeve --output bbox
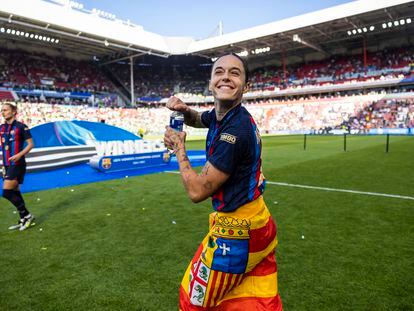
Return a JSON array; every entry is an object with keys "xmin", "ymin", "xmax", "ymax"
[
  {"xmin": 208, "ymin": 126, "xmax": 249, "ymax": 174},
  {"xmin": 201, "ymin": 109, "xmax": 215, "ymax": 128},
  {"xmin": 23, "ymin": 125, "xmax": 32, "ymax": 140}
]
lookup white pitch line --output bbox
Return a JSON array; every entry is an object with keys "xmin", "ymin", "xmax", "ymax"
[
  {"xmin": 165, "ymin": 171, "xmax": 414, "ymax": 201},
  {"xmin": 266, "ymin": 181, "xmax": 414, "ymax": 201}
]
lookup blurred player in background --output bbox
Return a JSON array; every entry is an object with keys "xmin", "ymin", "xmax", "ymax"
[
  {"xmin": 164, "ymin": 53, "xmax": 282, "ymax": 310},
  {"xmin": 1, "ymin": 102, "xmax": 35, "ymax": 231}
]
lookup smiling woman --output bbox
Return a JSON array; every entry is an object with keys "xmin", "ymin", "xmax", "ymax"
[
  {"xmin": 163, "ymin": 53, "xmax": 282, "ymax": 310},
  {"xmin": 208, "ymin": 54, "xmax": 250, "ymax": 114}
]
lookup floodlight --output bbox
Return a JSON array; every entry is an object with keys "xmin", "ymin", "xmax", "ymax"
[
  {"xmin": 387, "ymin": 22, "xmax": 392, "ymax": 27},
  {"xmin": 363, "ymin": 27, "xmax": 367, "ymax": 32},
  {"xmin": 407, "ymin": 18, "xmax": 412, "ymax": 24},
  {"xmin": 357, "ymin": 28, "xmax": 362, "ymax": 33},
  {"xmin": 352, "ymin": 29, "xmax": 357, "ymax": 34},
  {"xmin": 369, "ymin": 26, "xmax": 375, "ymax": 31},
  {"xmin": 382, "ymin": 23, "xmax": 387, "ymax": 29},
  {"xmin": 400, "ymin": 19, "xmax": 405, "ymax": 25},
  {"xmin": 0, "ymin": 27, "xmax": 4, "ymax": 32},
  {"xmin": 394, "ymin": 21, "xmax": 399, "ymax": 26},
  {"xmin": 237, "ymin": 50, "xmax": 248, "ymax": 57}
]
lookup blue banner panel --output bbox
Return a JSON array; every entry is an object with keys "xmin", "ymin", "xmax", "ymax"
[
  {"xmin": 90, "ymin": 151, "xmax": 171, "ymax": 172},
  {"xmin": 368, "ymin": 128, "xmax": 409, "ymax": 135},
  {"xmin": 31, "ymin": 121, "xmax": 141, "ymax": 148}
]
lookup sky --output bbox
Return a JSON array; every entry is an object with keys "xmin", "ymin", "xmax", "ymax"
[{"xmin": 79, "ymin": 0, "xmax": 355, "ymax": 39}]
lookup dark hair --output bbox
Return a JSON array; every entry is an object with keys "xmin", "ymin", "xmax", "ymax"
[{"xmin": 212, "ymin": 53, "xmax": 249, "ymax": 83}]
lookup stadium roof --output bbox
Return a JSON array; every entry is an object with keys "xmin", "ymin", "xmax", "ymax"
[{"xmin": 0, "ymin": 0, "xmax": 413, "ymax": 65}]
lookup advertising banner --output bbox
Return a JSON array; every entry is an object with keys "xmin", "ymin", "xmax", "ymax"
[{"xmin": 90, "ymin": 151, "xmax": 171, "ymax": 172}]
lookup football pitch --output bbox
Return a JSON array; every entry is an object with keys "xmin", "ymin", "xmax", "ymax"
[{"xmin": 0, "ymin": 135, "xmax": 413, "ymax": 311}]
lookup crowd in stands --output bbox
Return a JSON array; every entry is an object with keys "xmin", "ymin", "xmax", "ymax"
[
  {"xmin": 109, "ymin": 58, "xmax": 210, "ymax": 100},
  {"xmin": 1, "ymin": 46, "xmax": 413, "ymax": 137},
  {"xmin": 1, "ymin": 47, "xmax": 413, "ymax": 104},
  {"xmin": 346, "ymin": 98, "xmax": 414, "ymax": 131},
  {"xmin": 0, "ymin": 49, "xmax": 114, "ymax": 94},
  {"xmin": 9, "ymin": 94, "xmax": 414, "ymax": 138},
  {"xmin": 111, "ymin": 47, "xmax": 414, "ymax": 100},
  {"xmin": 249, "ymin": 48, "xmax": 414, "ymax": 92}
]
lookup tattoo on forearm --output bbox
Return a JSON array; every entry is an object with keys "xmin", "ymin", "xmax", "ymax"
[
  {"xmin": 179, "ymin": 154, "xmax": 190, "ymax": 163},
  {"xmin": 201, "ymin": 163, "xmax": 210, "ymax": 176},
  {"xmin": 185, "ymin": 110, "xmax": 204, "ymax": 128},
  {"xmin": 187, "ymin": 112, "xmax": 197, "ymax": 125}
]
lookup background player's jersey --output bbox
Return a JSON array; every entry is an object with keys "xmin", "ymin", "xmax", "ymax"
[
  {"xmin": 201, "ymin": 104, "xmax": 265, "ymax": 212},
  {"xmin": 0, "ymin": 120, "xmax": 32, "ymax": 166}
]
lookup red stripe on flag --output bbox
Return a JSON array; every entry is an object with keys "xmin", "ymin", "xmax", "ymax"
[
  {"xmin": 249, "ymin": 217, "xmax": 277, "ymax": 253},
  {"xmin": 234, "ymin": 274, "xmax": 243, "ymax": 287},
  {"xmin": 192, "ymin": 244, "xmax": 204, "ymax": 264},
  {"xmin": 213, "ymin": 272, "xmax": 226, "ymax": 306},
  {"xmin": 221, "ymin": 273, "xmax": 234, "ymax": 301},
  {"xmin": 205, "ymin": 270, "xmax": 219, "ymax": 307},
  {"xmin": 246, "ymin": 252, "xmax": 277, "ymax": 277}
]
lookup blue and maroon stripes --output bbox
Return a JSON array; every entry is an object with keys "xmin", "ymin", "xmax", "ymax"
[
  {"xmin": 0, "ymin": 121, "xmax": 29, "ymax": 166},
  {"xmin": 248, "ymin": 116, "xmax": 264, "ymax": 201}
]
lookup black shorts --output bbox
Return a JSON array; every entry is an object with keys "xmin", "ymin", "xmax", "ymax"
[{"xmin": 2, "ymin": 165, "xmax": 26, "ymax": 184}]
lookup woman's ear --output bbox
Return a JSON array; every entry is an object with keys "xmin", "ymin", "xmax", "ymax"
[{"xmin": 243, "ymin": 82, "xmax": 250, "ymax": 93}]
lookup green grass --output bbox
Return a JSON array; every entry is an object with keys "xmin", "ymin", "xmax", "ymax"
[{"xmin": 1, "ymin": 135, "xmax": 413, "ymax": 310}]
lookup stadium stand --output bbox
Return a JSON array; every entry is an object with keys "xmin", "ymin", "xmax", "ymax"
[
  {"xmin": 8, "ymin": 92, "xmax": 413, "ymax": 137},
  {"xmin": 249, "ymin": 47, "xmax": 414, "ymax": 91},
  {"xmin": 0, "ymin": 0, "xmax": 413, "ymax": 137},
  {"xmin": 0, "ymin": 90, "xmax": 14, "ymax": 101},
  {"xmin": 0, "ymin": 49, "xmax": 114, "ymax": 93}
]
